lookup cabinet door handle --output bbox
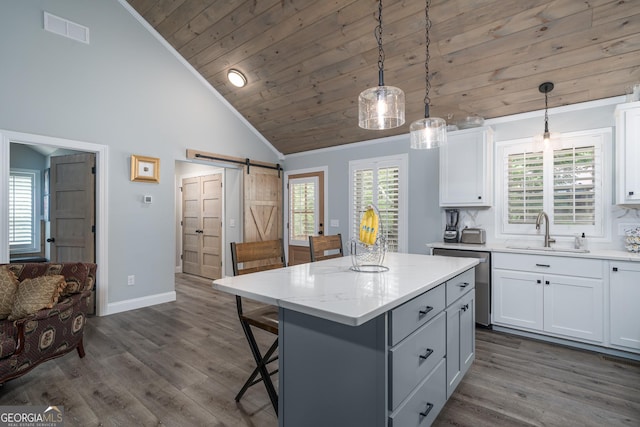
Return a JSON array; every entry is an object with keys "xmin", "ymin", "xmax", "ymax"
[
  {"xmin": 612, "ymin": 267, "xmax": 618, "ymax": 272},
  {"xmin": 629, "ymin": 191, "xmax": 635, "ymax": 196},
  {"xmin": 477, "ymin": 196, "xmax": 482, "ymax": 200},
  {"xmin": 419, "ymin": 402, "xmax": 434, "ymax": 417},
  {"xmin": 418, "ymin": 306, "xmax": 433, "ymax": 316},
  {"xmin": 461, "ymin": 303, "xmax": 469, "ymax": 312},
  {"xmin": 457, "ymin": 282, "xmax": 470, "ymax": 288},
  {"xmin": 536, "ymin": 264, "xmax": 550, "ymax": 268},
  {"xmin": 536, "ymin": 279, "xmax": 542, "ymax": 284},
  {"xmin": 419, "ymin": 348, "xmax": 434, "ymax": 360},
  {"xmin": 545, "ymin": 280, "xmax": 550, "ymax": 285}
]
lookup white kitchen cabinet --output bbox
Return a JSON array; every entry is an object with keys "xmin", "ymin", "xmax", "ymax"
[
  {"xmin": 492, "ymin": 253, "xmax": 604, "ymax": 343},
  {"xmin": 610, "ymin": 261, "xmax": 640, "ymax": 352},
  {"xmin": 439, "ymin": 126, "xmax": 493, "ymax": 207},
  {"xmin": 493, "ymin": 269, "xmax": 543, "ymax": 330},
  {"xmin": 615, "ymin": 102, "xmax": 640, "ymax": 205}
]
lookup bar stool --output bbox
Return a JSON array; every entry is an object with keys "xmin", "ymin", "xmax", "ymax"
[{"xmin": 309, "ymin": 234, "xmax": 344, "ymax": 262}]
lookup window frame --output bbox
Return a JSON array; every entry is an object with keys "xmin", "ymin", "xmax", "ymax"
[
  {"xmin": 9, "ymin": 168, "xmax": 41, "ymax": 254},
  {"xmin": 349, "ymin": 154, "xmax": 408, "ymax": 253},
  {"xmin": 288, "ymin": 175, "xmax": 319, "ymax": 247},
  {"xmin": 495, "ymin": 128, "xmax": 611, "ymax": 239}
]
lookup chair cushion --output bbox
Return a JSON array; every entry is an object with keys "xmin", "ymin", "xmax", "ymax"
[
  {"xmin": 0, "ymin": 266, "xmax": 19, "ymax": 320},
  {"xmin": 8, "ymin": 275, "xmax": 66, "ymax": 321}
]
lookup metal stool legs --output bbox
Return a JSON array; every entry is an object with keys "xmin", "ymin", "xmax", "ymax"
[{"xmin": 236, "ymin": 312, "xmax": 279, "ymax": 414}]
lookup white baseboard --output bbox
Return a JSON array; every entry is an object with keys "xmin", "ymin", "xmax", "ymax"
[{"xmin": 104, "ymin": 291, "xmax": 176, "ymax": 316}]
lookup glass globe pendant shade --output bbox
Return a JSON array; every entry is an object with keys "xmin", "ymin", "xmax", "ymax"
[
  {"xmin": 358, "ymin": 85, "xmax": 405, "ymax": 130},
  {"xmin": 410, "ymin": 117, "xmax": 447, "ymax": 149}
]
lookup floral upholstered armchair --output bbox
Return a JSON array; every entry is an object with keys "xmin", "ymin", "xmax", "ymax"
[{"xmin": 0, "ymin": 262, "xmax": 96, "ymax": 384}]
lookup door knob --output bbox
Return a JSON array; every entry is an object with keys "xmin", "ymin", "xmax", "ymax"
[
  {"xmin": 46, "ymin": 238, "xmax": 55, "ymax": 243},
  {"xmin": 318, "ymin": 230, "xmax": 323, "ymax": 235}
]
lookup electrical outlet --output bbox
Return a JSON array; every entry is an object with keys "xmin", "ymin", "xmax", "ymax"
[
  {"xmin": 618, "ymin": 223, "xmax": 640, "ymax": 236},
  {"xmin": 127, "ymin": 275, "xmax": 135, "ymax": 286}
]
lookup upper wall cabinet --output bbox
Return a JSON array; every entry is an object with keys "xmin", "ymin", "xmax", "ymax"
[
  {"xmin": 615, "ymin": 102, "xmax": 640, "ymax": 206},
  {"xmin": 440, "ymin": 126, "xmax": 493, "ymax": 207}
]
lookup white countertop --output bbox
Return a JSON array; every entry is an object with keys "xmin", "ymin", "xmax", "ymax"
[
  {"xmin": 426, "ymin": 241, "xmax": 640, "ymax": 262},
  {"xmin": 213, "ymin": 252, "xmax": 478, "ymax": 327}
]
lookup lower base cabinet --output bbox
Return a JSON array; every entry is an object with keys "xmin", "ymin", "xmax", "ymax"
[
  {"xmin": 446, "ymin": 289, "xmax": 475, "ymax": 398},
  {"xmin": 492, "ymin": 253, "xmax": 604, "ymax": 344},
  {"xmin": 610, "ymin": 261, "xmax": 640, "ymax": 352}
]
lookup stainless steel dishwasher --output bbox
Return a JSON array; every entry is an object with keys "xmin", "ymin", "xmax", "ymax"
[{"xmin": 432, "ymin": 248, "xmax": 491, "ymax": 327}]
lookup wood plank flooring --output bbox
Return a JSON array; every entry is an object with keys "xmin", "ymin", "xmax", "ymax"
[{"xmin": 1, "ymin": 273, "xmax": 638, "ymax": 426}]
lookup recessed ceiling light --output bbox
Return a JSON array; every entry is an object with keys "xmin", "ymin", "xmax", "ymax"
[{"xmin": 227, "ymin": 69, "xmax": 247, "ymax": 88}]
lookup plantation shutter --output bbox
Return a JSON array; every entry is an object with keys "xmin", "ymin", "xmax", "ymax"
[
  {"xmin": 507, "ymin": 151, "xmax": 544, "ymax": 224},
  {"xmin": 351, "ymin": 166, "xmax": 400, "ymax": 252},
  {"xmin": 289, "ymin": 177, "xmax": 317, "ymax": 244},
  {"xmin": 377, "ymin": 167, "xmax": 400, "ymax": 252},
  {"xmin": 9, "ymin": 172, "xmax": 35, "ymax": 248},
  {"xmin": 553, "ymin": 145, "xmax": 596, "ymax": 225},
  {"xmin": 352, "ymin": 168, "xmax": 373, "ymax": 244}
]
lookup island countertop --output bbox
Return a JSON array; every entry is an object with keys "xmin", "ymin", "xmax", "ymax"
[{"xmin": 213, "ymin": 252, "xmax": 478, "ymax": 326}]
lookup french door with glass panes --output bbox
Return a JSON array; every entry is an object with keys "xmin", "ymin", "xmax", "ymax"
[{"xmin": 287, "ymin": 171, "xmax": 324, "ymax": 265}]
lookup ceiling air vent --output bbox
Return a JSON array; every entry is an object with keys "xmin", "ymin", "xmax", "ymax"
[{"xmin": 44, "ymin": 12, "xmax": 89, "ymax": 44}]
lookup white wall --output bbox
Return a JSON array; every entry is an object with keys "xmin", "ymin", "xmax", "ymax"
[{"xmin": 0, "ymin": 0, "xmax": 280, "ymax": 313}]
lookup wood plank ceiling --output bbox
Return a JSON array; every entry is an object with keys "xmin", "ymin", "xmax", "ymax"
[{"xmin": 127, "ymin": 0, "xmax": 640, "ymax": 155}]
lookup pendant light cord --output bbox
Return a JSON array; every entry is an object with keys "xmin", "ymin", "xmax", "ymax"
[
  {"xmin": 423, "ymin": 0, "xmax": 432, "ymax": 118},
  {"xmin": 544, "ymin": 89, "xmax": 550, "ymax": 134},
  {"xmin": 376, "ymin": 0, "xmax": 385, "ymax": 86}
]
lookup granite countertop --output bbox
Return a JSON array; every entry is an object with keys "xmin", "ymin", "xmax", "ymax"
[
  {"xmin": 427, "ymin": 241, "xmax": 640, "ymax": 262},
  {"xmin": 213, "ymin": 252, "xmax": 478, "ymax": 326}
]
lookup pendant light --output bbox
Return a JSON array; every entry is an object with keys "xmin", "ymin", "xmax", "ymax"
[
  {"xmin": 534, "ymin": 81, "xmax": 560, "ymax": 150},
  {"xmin": 410, "ymin": 0, "xmax": 446, "ymax": 149},
  {"xmin": 358, "ymin": 0, "xmax": 405, "ymax": 130}
]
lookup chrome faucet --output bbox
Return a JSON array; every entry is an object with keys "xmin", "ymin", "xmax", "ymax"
[{"xmin": 535, "ymin": 211, "xmax": 556, "ymax": 247}]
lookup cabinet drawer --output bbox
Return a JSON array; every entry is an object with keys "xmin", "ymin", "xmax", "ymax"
[
  {"xmin": 389, "ymin": 358, "xmax": 446, "ymax": 427},
  {"xmin": 493, "ymin": 252, "xmax": 603, "ymax": 278},
  {"xmin": 446, "ymin": 268, "xmax": 475, "ymax": 306},
  {"xmin": 389, "ymin": 312, "xmax": 446, "ymax": 410},
  {"xmin": 389, "ymin": 284, "xmax": 445, "ymax": 346}
]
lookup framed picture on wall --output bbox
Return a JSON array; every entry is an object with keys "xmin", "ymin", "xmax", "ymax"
[{"xmin": 130, "ymin": 155, "xmax": 160, "ymax": 183}]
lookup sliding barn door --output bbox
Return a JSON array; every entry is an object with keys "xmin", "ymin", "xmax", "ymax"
[
  {"xmin": 182, "ymin": 174, "xmax": 222, "ymax": 279},
  {"xmin": 244, "ymin": 166, "xmax": 282, "ymax": 243}
]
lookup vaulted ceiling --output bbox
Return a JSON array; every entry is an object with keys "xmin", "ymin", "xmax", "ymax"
[{"xmin": 126, "ymin": 0, "xmax": 640, "ymax": 155}]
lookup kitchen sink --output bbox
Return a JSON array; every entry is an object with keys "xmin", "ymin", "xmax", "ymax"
[{"xmin": 506, "ymin": 245, "xmax": 590, "ymax": 253}]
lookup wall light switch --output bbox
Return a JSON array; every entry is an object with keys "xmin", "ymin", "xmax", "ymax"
[
  {"xmin": 330, "ymin": 219, "xmax": 339, "ymax": 227},
  {"xmin": 229, "ymin": 218, "xmax": 236, "ymax": 227},
  {"xmin": 127, "ymin": 275, "xmax": 135, "ymax": 286}
]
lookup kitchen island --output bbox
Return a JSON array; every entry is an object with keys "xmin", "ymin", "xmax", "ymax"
[{"xmin": 214, "ymin": 252, "xmax": 478, "ymax": 426}]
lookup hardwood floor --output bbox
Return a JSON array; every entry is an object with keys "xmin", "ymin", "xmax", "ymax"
[{"xmin": 1, "ymin": 273, "xmax": 638, "ymax": 426}]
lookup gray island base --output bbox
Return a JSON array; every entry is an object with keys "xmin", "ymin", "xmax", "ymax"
[{"xmin": 213, "ymin": 253, "xmax": 478, "ymax": 426}]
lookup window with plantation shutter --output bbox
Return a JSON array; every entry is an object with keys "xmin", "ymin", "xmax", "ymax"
[
  {"xmin": 553, "ymin": 145, "xmax": 596, "ymax": 225},
  {"xmin": 349, "ymin": 155, "xmax": 407, "ymax": 253},
  {"xmin": 497, "ymin": 128, "xmax": 609, "ymax": 238},
  {"xmin": 289, "ymin": 176, "xmax": 318, "ymax": 246},
  {"xmin": 9, "ymin": 170, "xmax": 39, "ymax": 253},
  {"xmin": 507, "ymin": 151, "xmax": 544, "ymax": 224}
]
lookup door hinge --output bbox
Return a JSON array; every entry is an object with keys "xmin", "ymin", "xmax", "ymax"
[
  {"xmin": 91, "ymin": 166, "xmax": 96, "ymax": 174},
  {"xmin": 91, "ymin": 225, "xmax": 95, "ymax": 233},
  {"xmin": 180, "ymin": 221, "xmax": 183, "ymax": 227},
  {"xmin": 180, "ymin": 254, "xmax": 183, "ymax": 260}
]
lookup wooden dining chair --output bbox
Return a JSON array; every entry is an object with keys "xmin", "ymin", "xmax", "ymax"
[
  {"xmin": 309, "ymin": 233, "xmax": 344, "ymax": 262},
  {"xmin": 230, "ymin": 239, "xmax": 285, "ymax": 415}
]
